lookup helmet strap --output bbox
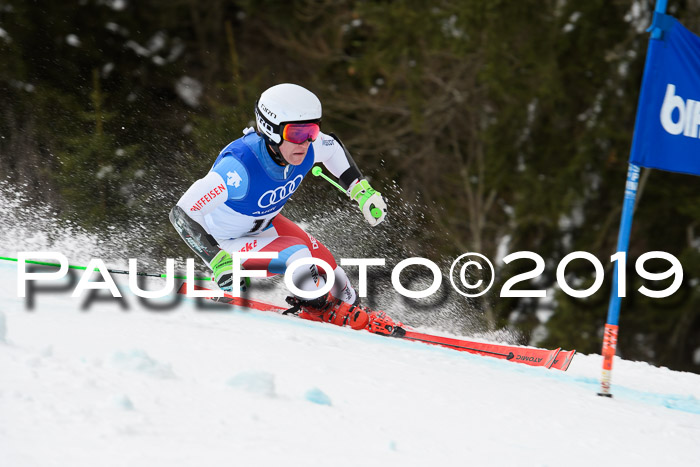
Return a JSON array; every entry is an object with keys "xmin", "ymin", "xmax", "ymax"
[{"xmin": 258, "ymin": 132, "xmax": 288, "ymax": 166}]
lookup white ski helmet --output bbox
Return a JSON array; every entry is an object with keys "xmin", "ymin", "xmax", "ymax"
[{"xmin": 255, "ymin": 83, "xmax": 322, "ymax": 145}]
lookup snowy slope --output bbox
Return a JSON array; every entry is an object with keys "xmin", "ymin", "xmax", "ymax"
[{"xmin": 1, "ymin": 262, "xmax": 700, "ymax": 467}]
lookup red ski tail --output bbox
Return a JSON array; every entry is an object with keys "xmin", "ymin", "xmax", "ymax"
[
  {"xmin": 400, "ymin": 330, "xmax": 560, "ymax": 369},
  {"xmin": 550, "ymin": 349, "xmax": 576, "ymax": 371},
  {"xmin": 177, "ymin": 283, "xmax": 574, "ymax": 370}
]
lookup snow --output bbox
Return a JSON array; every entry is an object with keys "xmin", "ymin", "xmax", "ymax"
[
  {"xmin": 100, "ymin": 0, "xmax": 128, "ymax": 12},
  {"xmin": 102, "ymin": 62, "xmax": 115, "ymax": 77},
  {"xmin": 175, "ymin": 76, "xmax": 203, "ymax": 108},
  {"xmin": 0, "ymin": 310, "xmax": 6, "ymax": 342},
  {"xmin": 625, "ymin": 1, "xmax": 651, "ymax": 34},
  {"xmin": 125, "ymin": 40, "xmax": 151, "ymax": 57},
  {"xmin": 0, "ymin": 27, "xmax": 10, "ymax": 42},
  {"xmin": 66, "ymin": 34, "xmax": 81, "ymax": 47},
  {"xmin": 105, "ymin": 22, "xmax": 129, "ymax": 36},
  {"xmin": 1, "ymin": 262, "xmax": 700, "ymax": 466}
]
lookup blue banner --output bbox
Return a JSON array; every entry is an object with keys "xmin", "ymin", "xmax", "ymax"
[{"xmin": 630, "ymin": 15, "xmax": 700, "ymax": 176}]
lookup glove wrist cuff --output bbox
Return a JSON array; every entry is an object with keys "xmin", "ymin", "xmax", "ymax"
[
  {"xmin": 349, "ymin": 179, "xmax": 374, "ymax": 200},
  {"xmin": 211, "ymin": 250, "xmax": 233, "ymax": 276}
]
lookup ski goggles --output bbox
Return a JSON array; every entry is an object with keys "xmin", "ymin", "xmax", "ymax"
[{"xmin": 282, "ymin": 122, "xmax": 320, "ymax": 144}]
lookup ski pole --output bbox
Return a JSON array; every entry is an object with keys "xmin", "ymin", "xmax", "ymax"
[
  {"xmin": 0, "ymin": 256, "xmax": 212, "ymax": 281},
  {"xmin": 311, "ymin": 166, "xmax": 382, "ymax": 219}
]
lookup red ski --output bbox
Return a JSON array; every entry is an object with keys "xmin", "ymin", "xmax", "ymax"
[
  {"xmin": 178, "ymin": 283, "xmax": 573, "ymax": 370},
  {"xmin": 398, "ymin": 330, "xmax": 560, "ymax": 368},
  {"xmin": 550, "ymin": 349, "xmax": 576, "ymax": 371}
]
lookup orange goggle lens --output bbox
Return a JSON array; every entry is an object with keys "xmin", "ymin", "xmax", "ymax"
[{"xmin": 282, "ymin": 123, "xmax": 320, "ymax": 144}]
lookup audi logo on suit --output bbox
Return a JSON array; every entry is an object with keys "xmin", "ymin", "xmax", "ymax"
[{"xmin": 257, "ymin": 175, "xmax": 304, "ymax": 208}]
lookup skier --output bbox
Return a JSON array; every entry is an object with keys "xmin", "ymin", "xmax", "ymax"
[{"xmin": 170, "ymin": 83, "xmax": 398, "ymax": 335}]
